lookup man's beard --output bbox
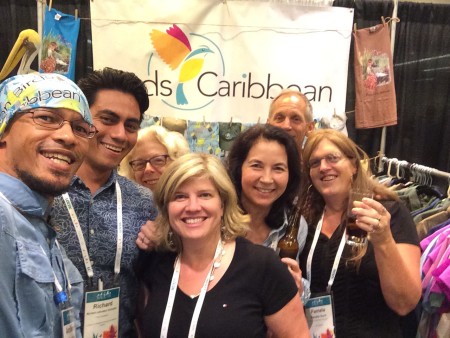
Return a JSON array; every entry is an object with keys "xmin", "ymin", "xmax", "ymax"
[{"xmin": 15, "ymin": 167, "xmax": 70, "ymax": 198}]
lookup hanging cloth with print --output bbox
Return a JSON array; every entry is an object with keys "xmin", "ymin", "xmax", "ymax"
[
  {"xmin": 40, "ymin": 7, "xmax": 80, "ymax": 80},
  {"xmin": 186, "ymin": 120, "xmax": 220, "ymax": 156},
  {"xmin": 140, "ymin": 115, "xmax": 161, "ymax": 129},
  {"xmin": 219, "ymin": 122, "xmax": 242, "ymax": 152},
  {"xmin": 353, "ymin": 23, "xmax": 397, "ymax": 129}
]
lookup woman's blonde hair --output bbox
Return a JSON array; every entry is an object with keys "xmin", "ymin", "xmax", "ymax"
[
  {"xmin": 153, "ymin": 153, "xmax": 250, "ymax": 252},
  {"xmin": 119, "ymin": 125, "xmax": 189, "ymax": 181}
]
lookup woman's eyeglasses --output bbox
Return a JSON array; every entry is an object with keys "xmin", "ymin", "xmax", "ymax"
[
  {"xmin": 308, "ymin": 153, "xmax": 344, "ymax": 169},
  {"xmin": 129, "ymin": 155, "xmax": 170, "ymax": 171}
]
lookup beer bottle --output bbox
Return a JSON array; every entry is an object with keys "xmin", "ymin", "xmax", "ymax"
[{"xmin": 278, "ymin": 206, "xmax": 300, "ymax": 259}]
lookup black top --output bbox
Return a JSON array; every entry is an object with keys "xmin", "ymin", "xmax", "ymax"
[
  {"xmin": 300, "ymin": 200, "xmax": 419, "ymax": 338},
  {"xmin": 138, "ymin": 237, "xmax": 298, "ymax": 338}
]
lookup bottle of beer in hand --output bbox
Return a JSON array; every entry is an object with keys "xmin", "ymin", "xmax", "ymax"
[{"xmin": 278, "ymin": 207, "xmax": 300, "ymax": 259}]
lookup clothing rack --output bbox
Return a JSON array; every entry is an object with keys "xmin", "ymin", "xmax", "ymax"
[{"xmin": 380, "ymin": 156, "xmax": 450, "ymax": 183}]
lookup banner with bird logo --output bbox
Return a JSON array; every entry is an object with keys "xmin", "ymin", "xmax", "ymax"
[{"xmin": 90, "ymin": 0, "xmax": 353, "ymax": 126}]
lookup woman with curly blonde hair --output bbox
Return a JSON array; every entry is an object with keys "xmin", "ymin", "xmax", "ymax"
[{"xmin": 119, "ymin": 125, "xmax": 189, "ymax": 191}]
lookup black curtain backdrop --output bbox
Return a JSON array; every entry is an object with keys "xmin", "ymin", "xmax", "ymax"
[
  {"xmin": 393, "ymin": 2, "xmax": 450, "ymax": 174},
  {"xmin": 1, "ymin": 0, "xmax": 449, "ymax": 173}
]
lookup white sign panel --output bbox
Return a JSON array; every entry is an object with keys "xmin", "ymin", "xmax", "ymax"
[{"xmin": 90, "ymin": 0, "xmax": 353, "ymax": 124}]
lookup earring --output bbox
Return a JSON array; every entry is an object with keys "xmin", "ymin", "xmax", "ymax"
[
  {"xmin": 220, "ymin": 220, "xmax": 229, "ymax": 241},
  {"xmin": 304, "ymin": 184, "xmax": 314, "ymax": 212},
  {"xmin": 168, "ymin": 229, "xmax": 175, "ymax": 249}
]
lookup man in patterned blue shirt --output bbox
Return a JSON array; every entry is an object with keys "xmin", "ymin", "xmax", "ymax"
[{"xmin": 50, "ymin": 68, "xmax": 157, "ymax": 338}]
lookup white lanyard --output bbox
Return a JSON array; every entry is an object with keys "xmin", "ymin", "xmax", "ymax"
[
  {"xmin": 306, "ymin": 212, "xmax": 347, "ymax": 293},
  {"xmin": 55, "ymin": 240, "xmax": 72, "ymax": 295},
  {"xmin": 160, "ymin": 240, "xmax": 223, "ymax": 338},
  {"xmin": 62, "ymin": 181, "xmax": 123, "ymax": 280},
  {"xmin": 0, "ymin": 191, "xmax": 10, "ymax": 204},
  {"xmin": 40, "ymin": 242, "xmax": 70, "ymax": 295}
]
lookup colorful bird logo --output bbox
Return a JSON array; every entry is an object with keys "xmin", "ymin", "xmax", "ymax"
[{"xmin": 150, "ymin": 24, "xmax": 214, "ymax": 105}]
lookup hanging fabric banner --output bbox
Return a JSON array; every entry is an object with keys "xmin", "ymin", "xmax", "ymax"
[
  {"xmin": 353, "ymin": 23, "xmax": 398, "ymax": 129},
  {"xmin": 90, "ymin": 0, "xmax": 353, "ymax": 125},
  {"xmin": 40, "ymin": 7, "xmax": 80, "ymax": 81}
]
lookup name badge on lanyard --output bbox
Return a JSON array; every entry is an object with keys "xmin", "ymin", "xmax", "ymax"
[
  {"xmin": 304, "ymin": 293, "xmax": 335, "ymax": 338},
  {"xmin": 63, "ymin": 181, "xmax": 124, "ymax": 335},
  {"xmin": 83, "ymin": 287, "xmax": 120, "ymax": 338},
  {"xmin": 61, "ymin": 306, "xmax": 76, "ymax": 338},
  {"xmin": 305, "ymin": 212, "xmax": 346, "ymax": 338}
]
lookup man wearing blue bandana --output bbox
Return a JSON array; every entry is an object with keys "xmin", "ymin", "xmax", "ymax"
[{"xmin": 0, "ymin": 73, "xmax": 96, "ymax": 337}]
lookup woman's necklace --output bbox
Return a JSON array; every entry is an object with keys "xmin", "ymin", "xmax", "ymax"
[
  {"xmin": 189, "ymin": 241, "xmax": 226, "ymax": 298},
  {"xmin": 161, "ymin": 239, "xmax": 225, "ymax": 338}
]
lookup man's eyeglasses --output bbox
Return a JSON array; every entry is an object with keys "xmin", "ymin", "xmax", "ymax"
[
  {"xmin": 21, "ymin": 109, "xmax": 98, "ymax": 139},
  {"xmin": 308, "ymin": 153, "xmax": 344, "ymax": 169},
  {"xmin": 129, "ymin": 155, "xmax": 170, "ymax": 171}
]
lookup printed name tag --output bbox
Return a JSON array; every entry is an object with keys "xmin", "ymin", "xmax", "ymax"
[
  {"xmin": 83, "ymin": 287, "xmax": 120, "ymax": 338},
  {"xmin": 61, "ymin": 307, "xmax": 76, "ymax": 338},
  {"xmin": 304, "ymin": 293, "xmax": 335, "ymax": 337}
]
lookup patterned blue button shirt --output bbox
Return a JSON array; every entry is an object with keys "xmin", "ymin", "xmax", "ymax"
[{"xmin": 50, "ymin": 170, "xmax": 157, "ymax": 338}]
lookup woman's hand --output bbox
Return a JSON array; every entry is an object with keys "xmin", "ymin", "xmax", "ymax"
[
  {"xmin": 352, "ymin": 198, "xmax": 393, "ymax": 244},
  {"xmin": 281, "ymin": 258, "xmax": 303, "ymax": 293},
  {"xmin": 136, "ymin": 220, "xmax": 158, "ymax": 251},
  {"xmin": 352, "ymin": 198, "xmax": 421, "ymax": 315}
]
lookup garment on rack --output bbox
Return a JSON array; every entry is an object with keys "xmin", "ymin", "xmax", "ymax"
[
  {"xmin": 395, "ymin": 185, "xmax": 423, "ymax": 211},
  {"xmin": 417, "ymin": 220, "xmax": 450, "ymax": 338},
  {"xmin": 414, "ymin": 199, "xmax": 450, "ymax": 225},
  {"xmin": 392, "ymin": 183, "xmax": 445, "ymax": 217},
  {"xmin": 374, "ymin": 159, "xmax": 449, "ymax": 243},
  {"xmin": 427, "ymin": 218, "xmax": 450, "ymax": 238},
  {"xmin": 411, "ymin": 197, "xmax": 442, "ymax": 218},
  {"xmin": 417, "ymin": 209, "xmax": 450, "ymax": 241}
]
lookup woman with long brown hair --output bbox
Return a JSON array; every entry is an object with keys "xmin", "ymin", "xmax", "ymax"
[{"xmin": 299, "ymin": 129, "xmax": 421, "ymax": 337}]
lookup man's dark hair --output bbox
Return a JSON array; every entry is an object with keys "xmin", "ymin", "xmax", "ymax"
[{"xmin": 78, "ymin": 67, "xmax": 149, "ymax": 121}]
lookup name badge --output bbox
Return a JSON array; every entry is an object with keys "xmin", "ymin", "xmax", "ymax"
[
  {"xmin": 304, "ymin": 293, "xmax": 335, "ymax": 337},
  {"xmin": 83, "ymin": 287, "xmax": 120, "ymax": 338},
  {"xmin": 61, "ymin": 307, "xmax": 76, "ymax": 338}
]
